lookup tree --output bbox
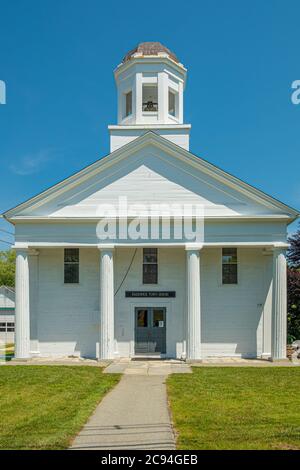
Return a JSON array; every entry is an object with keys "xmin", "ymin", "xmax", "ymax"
[
  {"xmin": 287, "ymin": 268, "xmax": 300, "ymax": 342},
  {"xmin": 287, "ymin": 226, "xmax": 300, "ymax": 267},
  {"xmin": 287, "ymin": 224, "xmax": 300, "ymax": 342},
  {"xmin": 0, "ymin": 250, "xmax": 16, "ymax": 287}
]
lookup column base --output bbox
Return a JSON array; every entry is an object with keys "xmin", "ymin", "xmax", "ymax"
[
  {"xmin": 268, "ymin": 357, "xmax": 290, "ymax": 363},
  {"xmin": 260, "ymin": 353, "xmax": 271, "ymax": 360},
  {"xmin": 10, "ymin": 357, "xmax": 31, "ymax": 362},
  {"xmin": 30, "ymin": 351, "xmax": 40, "ymax": 357}
]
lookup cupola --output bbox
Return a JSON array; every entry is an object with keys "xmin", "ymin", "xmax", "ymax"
[{"xmin": 108, "ymin": 42, "xmax": 191, "ymax": 152}]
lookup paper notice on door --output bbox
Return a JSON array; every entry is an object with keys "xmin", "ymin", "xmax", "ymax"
[{"xmin": 159, "ymin": 321, "xmax": 164, "ymax": 328}]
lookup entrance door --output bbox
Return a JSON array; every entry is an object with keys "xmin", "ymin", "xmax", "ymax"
[{"xmin": 135, "ymin": 307, "xmax": 166, "ymax": 355}]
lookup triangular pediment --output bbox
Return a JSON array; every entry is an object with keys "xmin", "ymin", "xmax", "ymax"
[{"xmin": 4, "ymin": 132, "xmax": 298, "ymax": 220}]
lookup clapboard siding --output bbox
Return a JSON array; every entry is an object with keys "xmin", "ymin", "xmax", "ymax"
[
  {"xmin": 114, "ymin": 247, "xmax": 186, "ymax": 358},
  {"xmin": 19, "ymin": 147, "xmax": 283, "ymax": 218},
  {"xmin": 0, "ymin": 312, "xmax": 15, "ymax": 343},
  {"xmin": 110, "ymin": 129, "xmax": 190, "ymax": 152},
  {"xmin": 35, "ymin": 246, "xmax": 272, "ymax": 358},
  {"xmin": 0, "ymin": 287, "xmax": 15, "ymax": 344},
  {"xmin": 201, "ymin": 248, "xmax": 272, "ymax": 357},
  {"xmin": 37, "ymin": 248, "xmax": 100, "ymax": 357}
]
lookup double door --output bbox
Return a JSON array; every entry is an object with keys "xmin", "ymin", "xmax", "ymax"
[{"xmin": 135, "ymin": 307, "xmax": 166, "ymax": 355}]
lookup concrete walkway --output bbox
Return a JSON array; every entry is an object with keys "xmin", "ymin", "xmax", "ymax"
[
  {"xmin": 103, "ymin": 359, "xmax": 192, "ymax": 375},
  {"xmin": 70, "ymin": 375, "xmax": 176, "ymax": 450}
]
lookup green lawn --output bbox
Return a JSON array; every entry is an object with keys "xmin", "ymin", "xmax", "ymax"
[
  {"xmin": 0, "ymin": 366, "xmax": 120, "ymax": 450},
  {"xmin": 167, "ymin": 367, "xmax": 300, "ymax": 450}
]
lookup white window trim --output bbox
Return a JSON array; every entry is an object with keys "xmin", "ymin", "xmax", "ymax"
[
  {"xmin": 0, "ymin": 321, "xmax": 15, "ymax": 332},
  {"xmin": 168, "ymin": 88, "xmax": 177, "ymax": 118},
  {"xmin": 220, "ymin": 247, "xmax": 239, "ymax": 286},
  {"xmin": 62, "ymin": 248, "xmax": 81, "ymax": 286},
  {"xmin": 142, "ymin": 83, "xmax": 158, "ymax": 113},
  {"xmin": 123, "ymin": 90, "xmax": 133, "ymax": 119},
  {"xmin": 142, "ymin": 247, "xmax": 159, "ymax": 285}
]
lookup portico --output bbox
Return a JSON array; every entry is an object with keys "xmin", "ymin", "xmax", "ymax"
[{"xmin": 13, "ymin": 241, "xmax": 289, "ymax": 362}]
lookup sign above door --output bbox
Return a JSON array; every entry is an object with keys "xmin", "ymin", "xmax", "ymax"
[{"xmin": 125, "ymin": 291, "xmax": 176, "ymax": 298}]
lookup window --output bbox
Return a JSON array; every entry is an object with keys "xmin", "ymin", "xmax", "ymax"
[
  {"xmin": 64, "ymin": 248, "xmax": 79, "ymax": 284},
  {"xmin": 137, "ymin": 309, "xmax": 148, "ymax": 327},
  {"xmin": 143, "ymin": 248, "xmax": 158, "ymax": 284},
  {"xmin": 168, "ymin": 90, "xmax": 176, "ymax": 116},
  {"xmin": 7, "ymin": 322, "xmax": 15, "ymax": 332},
  {"xmin": 222, "ymin": 248, "xmax": 238, "ymax": 284},
  {"xmin": 0, "ymin": 322, "xmax": 15, "ymax": 332},
  {"xmin": 125, "ymin": 91, "xmax": 132, "ymax": 117},
  {"xmin": 153, "ymin": 309, "xmax": 164, "ymax": 327},
  {"xmin": 142, "ymin": 85, "xmax": 158, "ymax": 112}
]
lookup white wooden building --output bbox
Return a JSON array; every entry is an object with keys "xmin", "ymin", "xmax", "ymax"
[
  {"xmin": 0, "ymin": 286, "xmax": 15, "ymax": 344},
  {"xmin": 3, "ymin": 42, "xmax": 299, "ymax": 361}
]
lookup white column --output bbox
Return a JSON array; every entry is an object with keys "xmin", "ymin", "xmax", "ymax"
[
  {"xmin": 98, "ymin": 245, "xmax": 115, "ymax": 360},
  {"xmin": 271, "ymin": 246, "xmax": 287, "ymax": 360},
  {"xmin": 158, "ymin": 71, "xmax": 168, "ymax": 123},
  {"xmin": 135, "ymin": 72, "xmax": 143, "ymax": 123},
  {"xmin": 15, "ymin": 247, "xmax": 30, "ymax": 359},
  {"xmin": 186, "ymin": 245, "xmax": 202, "ymax": 360},
  {"xmin": 29, "ymin": 249, "xmax": 39, "ymax": 355},
  {"xmin": 178, "ymin": 80, "xmax": 184, "ymax": 124}
]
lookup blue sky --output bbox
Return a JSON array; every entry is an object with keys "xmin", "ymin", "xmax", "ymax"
[{"xmin": 0, "ymin": 0, "xmax": 299, "ymax": 249}]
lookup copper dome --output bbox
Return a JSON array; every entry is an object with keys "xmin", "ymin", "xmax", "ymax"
[{"xmin": 122, "ymin": 42, "xmax": 179, "ymax": 64}]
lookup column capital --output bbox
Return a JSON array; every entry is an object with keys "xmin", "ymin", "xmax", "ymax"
[
  {"xmin": 272, "ymin": 243, "xmax": 289, "ymax": 252},
  {"xmin": 13, "ymin": 243, "xmax": 29, "ymax": 252},
  {"xmin": 185, "ymin": 243, "xmax": 204, "ymax": 252},
  {"xmin": 14, "ymin": 245, "xmax": 40, "ymax": 255},
  {"xmin": 28, "ymin": 249, "xmax": 39, "ymax": 256},
  {"xmin": 97, "ymin": 244, "xmax": 115, "ymax": 252}
]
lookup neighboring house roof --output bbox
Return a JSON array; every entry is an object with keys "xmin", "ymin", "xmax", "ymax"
[
  {"xmin": 122, "ymin": 42, "xmax": 179, "ymax": 64},
  {"xmin": 0, "ymin": 286, "xmax": 15, "ymax": 294},
  {"xmin": 2, "ymin": 131, "xmax": 299, "ymax": 222},
  {"xmin": 0, "ymin": 286, "xmax": 15, "ymax": 309}
]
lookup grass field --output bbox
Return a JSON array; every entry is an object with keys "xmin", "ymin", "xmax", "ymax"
[
  {"xmin": 167, "ymin": 367, "xmax": 300, "ymax": 450},
  {"xmin": 0, "ymin": 366, "xmax": 120, "ymax": 449}
]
